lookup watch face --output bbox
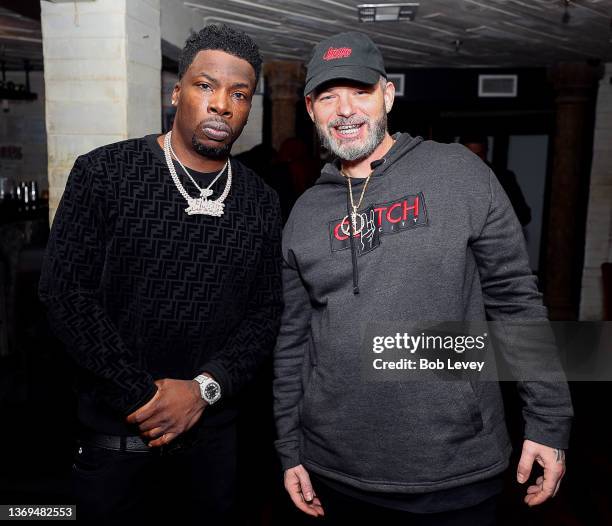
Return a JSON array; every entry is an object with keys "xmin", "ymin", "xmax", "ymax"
[{"xmin": 204, "ymin": 382, "xmax": 220, "ymax": 401}]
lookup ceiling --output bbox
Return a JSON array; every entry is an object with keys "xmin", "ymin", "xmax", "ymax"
[
  {"xmin": 183, "ymin": 0, "xmax": 612, "ymax": 68},
  {"xmin": 0, "ymin": 1, "xmax": 611, "ymax": 73}
]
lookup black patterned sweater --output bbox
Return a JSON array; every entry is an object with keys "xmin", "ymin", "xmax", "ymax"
[{"xmin": 39, "ymin": 135, "xmax": 283, "ymax": 435}]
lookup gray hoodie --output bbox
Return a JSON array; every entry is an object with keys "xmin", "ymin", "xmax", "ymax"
[{"xmin": 273, "ymin": 133, "xmax": 572, "ymax": 493}]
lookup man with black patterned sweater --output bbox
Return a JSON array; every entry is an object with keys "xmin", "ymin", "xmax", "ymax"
[{"xmin": 39, "ymin": 25, "xmax": 282, "ymax": 524}]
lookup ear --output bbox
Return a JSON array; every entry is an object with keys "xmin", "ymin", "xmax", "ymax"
[
  {"xmin": 305, "ymin": 95, "xmax": 316, "ymax": 123},
  {"xmin": 383, "ymin": 81, "xmax": 395, "ymax": 114},
  {"xmin": 171, "ymin": 81, "xmax": 181, "ymax": 106}
]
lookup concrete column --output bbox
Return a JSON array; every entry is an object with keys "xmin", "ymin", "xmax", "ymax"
[
  {"xmin": 544, "ymin": 62, "xmax": 602, "ymax": 320},
  {"xmin": 580, "ymin": 63, "xmax": 612, "ymax": 320},
  {"xmin": 41, "ymin": 0, "xmax": 161, "ymax": 222},
  {"xmin": 263, "ymin": 61, "xmax": 304, "ymax": 151}
]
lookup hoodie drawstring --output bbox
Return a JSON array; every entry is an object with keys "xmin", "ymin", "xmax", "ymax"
[{"xmin": 345, "ymin": 188, "xmax": 360, "ymax": 295}]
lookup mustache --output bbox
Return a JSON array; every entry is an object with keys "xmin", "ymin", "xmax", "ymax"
[
  {"xmin": 328, "ymin": 116, "xmax": 369, "ymax": 129},
  {"xmin": 198, "ymin": 118, "xmax": 232, "ymax": 134}
]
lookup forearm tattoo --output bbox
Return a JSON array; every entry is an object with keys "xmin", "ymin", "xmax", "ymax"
[{"xmin": 555, "ymin": 448, "xmax": 566, "ymax": 464}]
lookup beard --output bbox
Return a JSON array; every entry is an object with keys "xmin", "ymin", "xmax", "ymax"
[
  {"xmin": 190, "ymin": 119, "xmax": 238, "ymax": 160},
  {"xmin": 191, "ymin": 136, "xmax": 232, "ymax": 160},
  {"xmin": 315, "ymin": 108, "xmax": 387, "ymax": 162}
]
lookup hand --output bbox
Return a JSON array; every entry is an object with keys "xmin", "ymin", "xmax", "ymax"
[
  {"xmin": 284, "ymin": 464, "xmax": 324, "ymax": 517},
  {"xmin": 516, "ymin": 439, "xmax": 566, "ymax": 506},
  {"xmin": 125, "ymin": 378, "xmax": 205, "ymax": 447}
]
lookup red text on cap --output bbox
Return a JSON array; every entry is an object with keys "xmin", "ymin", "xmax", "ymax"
[{"xmin": 323, "ymin": 47, "xmax": 352, "ymax": 61}]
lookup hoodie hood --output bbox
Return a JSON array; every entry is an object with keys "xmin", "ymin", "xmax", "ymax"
[{"xmin": 315, "ymin": 132, "xmax": 424, "ymax": 186}]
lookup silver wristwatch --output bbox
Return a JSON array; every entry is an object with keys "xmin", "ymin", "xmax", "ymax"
[{"xmin": 194, "ymin": 374, "xmax": 221, "ymax": 405}]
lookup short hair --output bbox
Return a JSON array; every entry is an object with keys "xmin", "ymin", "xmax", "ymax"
[{"xmin": 178, "ymin": 24, "xmax": 262, "ymax": 83}]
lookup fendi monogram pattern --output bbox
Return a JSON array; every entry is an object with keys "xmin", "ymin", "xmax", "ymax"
[{"xmin": 39, "ymin": 136, "xmax": 282, "ymax": 419}]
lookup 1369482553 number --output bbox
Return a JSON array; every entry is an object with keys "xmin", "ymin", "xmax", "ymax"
[{"xmin": 2, "ymin": 505, "xmax": 75, "ymax": 520}]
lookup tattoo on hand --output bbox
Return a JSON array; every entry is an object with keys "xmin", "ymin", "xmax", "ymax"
[{"xmin": 555, "ymin": 449, "xmax": 565, "ymax": 464}]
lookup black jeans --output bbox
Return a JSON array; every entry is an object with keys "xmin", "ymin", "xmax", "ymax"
[
  {"xmin": 315, "ymin": 479, "xmax": 499, "ymax": 526},
  {"xmin": 71, "ymin": 421, "xmax": 237, "ymax": 526}
]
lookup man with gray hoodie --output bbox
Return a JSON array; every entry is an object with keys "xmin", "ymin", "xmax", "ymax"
[{"xmin": 273, "ymin": 32, "xmax": 572, "ymax": 524}]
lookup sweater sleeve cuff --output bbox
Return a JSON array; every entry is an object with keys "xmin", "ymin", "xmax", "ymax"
[
  {"xmin": 275, "ymin": 438, "xmax": 301, "ymax": 471},
  {"xmin": 199, "ymin": 361, "xmax": 232, "ymax": 400},
  {"xmin": 523, "ymin": 411, "xmax": 572, "ymax": 449}
]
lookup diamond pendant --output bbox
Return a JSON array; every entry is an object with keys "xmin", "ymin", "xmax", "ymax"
[
  {"xmin": 185, "ymin": 197, "xmax": 225, "ymax": 217},
  {"xmin": 200, "ymin": 188, "xmax": 213, "ymax": 198}
]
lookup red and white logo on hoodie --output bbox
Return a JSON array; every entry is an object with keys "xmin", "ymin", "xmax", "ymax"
[{"xmin": 329, "ymin": 193, "xmax": 428, "ymax": 254}]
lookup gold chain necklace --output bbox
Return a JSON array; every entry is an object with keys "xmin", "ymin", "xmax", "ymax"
[{"xmin": 341, "ymin": 169, "xmax": 374, "ymax": 235}]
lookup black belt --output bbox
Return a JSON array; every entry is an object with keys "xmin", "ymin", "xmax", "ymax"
[
  {"xmin": 78, "ymin": 429, "xmax": 151, "ymax": 452},
  {"xmin": 78, "ymin": 428, "xmax": 200, "ymax": 455}
]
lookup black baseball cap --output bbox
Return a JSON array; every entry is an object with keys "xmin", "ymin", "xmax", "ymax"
[{"xmin": 304, "ymin": 32, "xmax": 387, "ymax": 96}]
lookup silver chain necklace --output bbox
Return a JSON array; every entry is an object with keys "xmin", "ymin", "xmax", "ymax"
[
  {"xmin": 341, "ymin": 169, "xmax": 374, "ymax": 235},
  {"xmin": 163, "ymin": 131, "xmax": 232, "ymax": 216}
]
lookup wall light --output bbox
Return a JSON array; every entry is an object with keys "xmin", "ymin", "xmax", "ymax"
[{"xmin": 357, "ymin": 3, "xmax": 419, "ymax": 23}]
